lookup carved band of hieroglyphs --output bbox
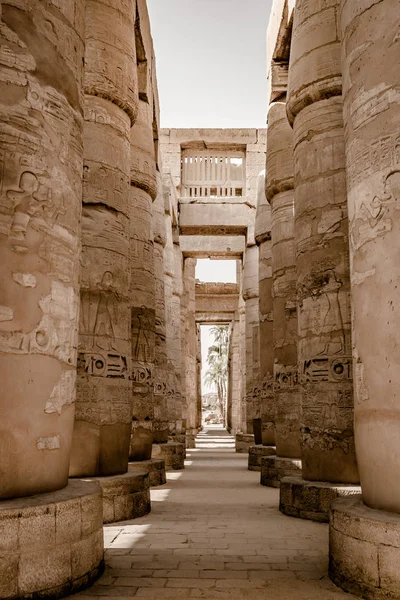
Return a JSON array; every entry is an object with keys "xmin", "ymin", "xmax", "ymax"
[
  {"xmin": 75, "ymin": 382, "xmax": 131, "ymax": 425},
  {"xmin": 301, "ymin": 357, "xmax": 352, "ymax": 384},
  {"xmin": 275, "ymin": 368, "xmax": 299, "ymax": 390},
  {"xmin": 78, "ymin": 352, "xmax": 128, "ymax": 378},
  {"xmin": 347, "ymin": 133, "xmax": 400, "ymax": 188}
]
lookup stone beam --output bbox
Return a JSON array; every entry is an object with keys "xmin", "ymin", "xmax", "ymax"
[
  {"xmin": 195, "ymin": 313, "xmax": 236, "ymax": 323},
  {"xmin": 179, "ymin": 236, "xmax": 245, "ymax": 258},
  {"xmin": 180, "ymin": 202, "xmax": 255, "ymax": 236}
]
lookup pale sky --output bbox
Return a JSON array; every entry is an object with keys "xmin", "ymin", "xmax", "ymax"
[{"xmin": 147, "ymin": 0, "xmax": 273, "ymax": 128}]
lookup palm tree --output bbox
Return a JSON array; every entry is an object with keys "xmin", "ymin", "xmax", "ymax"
[{"xmin": 204, "ymin": 326, "xmax": 229, "ymax": 424}]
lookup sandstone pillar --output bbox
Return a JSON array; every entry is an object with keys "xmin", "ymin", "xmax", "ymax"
[
  {"xmin": 151, "ymin": 172, "xmax": 185, "ymax": 468},
  {"xmin": 129, "ymin": 99, "xmax": 157, "ymax": 460},
  {"xmin": 267, "ymin": 103, "xmax": 301, "ymax": 460},
  {"xmin": 182, "ymin": 258, "xmax": 199, "ymax": 446},
  {"xmin": 227, "ymin": 315, "xmax": 242, "ymax": 434},
  {"xmin": 0, "ymin": 0, "xmax": 84, "ymax": 499},
  {"xmin": 280, "ymin": 0, "xmax": 360, "ymax": 521},
  {"xmin": 260, "ymin": 102, "xmax": 302, "ymax": 487},
  {"xmin": 0, "ymin": 2, "xmax": 104, "ymax": 596},
  {"xmin": 243, "ymin": 245, "xmax": 261, "ymax": 435},
  {"xmin": 255, "ymin": 175, "xmax": 275, "ymax": 446},
  {"xmin": 71, "ymin": 0, "xmax": 137, "ymax": 477},
  {"xmin": 329, "ymin": 3, "xmax": 400, "ymax": 596},
  {"xmin": 152, "ymin": 172, "xmax": 169, "ymax": 443}
]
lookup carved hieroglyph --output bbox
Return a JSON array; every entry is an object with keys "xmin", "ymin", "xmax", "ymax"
[
  {"xmin": 288, "ymin": 0, "xmax": 358, "ymax": 483},
  {"xmin": 255, "ymin": 176, "xmax": 275, "ymax": 445},
  {"xmin": 130, "ymin": 99, "xmax": 157, "ymax": 454},
  {"xmin": 341, "ymin": 0, "xmax": 400, "ymax": 511},
  {"xmin": 0, "ymin": 0, "xmax": 84, "ymax": 498},
  {"xmin": 70, "ymin": 0, "xmax": 137, "ymax": 477},
  {"xmin": 266, "ymin": 102, "xmax": 301, "ymax": 459}
]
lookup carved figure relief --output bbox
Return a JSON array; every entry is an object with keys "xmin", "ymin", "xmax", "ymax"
[
  {"xmin": 351, "ymin": 170, "xmax": 400, "ymax": 251},
  {"xmin": 134, "ymin": 306, "xmax": 150, "ymax": 362}
]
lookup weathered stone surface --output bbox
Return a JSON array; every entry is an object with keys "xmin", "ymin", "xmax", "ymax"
[
  {"xmin": 280, "ymin": 476, "xmax": 360, "ymax": 523},
  {"xmin": 288, "ymin": 0, "xmax": 358, "ymax": 484},
  {"xmin": 235, "ymin": 433, "xmax": 255, "ymax": 454},
  {"xmin": 95, "ymin": 470, "xmax": 151, "ymax": 523},
  {"xmin": 248, "ymin": 444, "xmax": 276, "ymax": 471},
  {"xmin": 267, "ymin": 102, "xmax": 301, "ymax": 460},
  {"xmin": 152, "ymin": 441, "xmax": 185, "ymax": 470},
  {"xmin": 71, "ymin": 96, "xmax": 132, "ymax": 478},
  {"xmin": 341, "ymin": 0, "xmax": 400, "ymax": 513},
  {"xmin": 0, "ymin": 480, "xmax": 103, "ymax": 599},
  {"xmin": 260, "ymin": 456, "xmax": 302, "ymax": 488},
  {"xmin": 129, "ymin": 458, "xmax": 166, "ymax": 487},
  {"xmin": 0, "ymin": 0, "xmax": 84, "ymax": 499},
  {"xmin": 330, "ymin": 495, "xmax": 400, "ymax": 598}
]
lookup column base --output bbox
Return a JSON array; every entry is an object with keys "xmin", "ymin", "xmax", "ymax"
[
  {"xmin": 330, "ymin": 495, "xmax": 400, "ymax": 599},
  {"xmin": 248, "ymin": 445, "xmax": 276, "ymax": 471},
  {"xmin": 186, "ymin": 430, "xmax": 198, "ymax": 449},
  {"xmin": 280, "ymin": 476, "xmax": 361, "ymax": 523},
  {"xmin": 0, "ymin": 480, "xmax": 104, "ymax": 599},
  {"xmin": 94, "ymin": 471, "xmax": 151, "ymax": 524},
  {"xmin": 260, "ymin": 456, "xmax": 302, "ymax": 487},
  {"xmin": 128, "ymin": 459, "xmax": 166, "ymax": 487},
  {"xmin": 235, "ymin": 433, "xmax": 255, "ymax": 453},
  {"xmin": 152, "ymin": 442, "xmax": 185, "ymax": 470}
]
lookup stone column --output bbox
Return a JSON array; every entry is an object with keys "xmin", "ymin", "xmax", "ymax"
[
  {"xmin": 0, "ymin": 2, "xmax": 103, "ymax": 595},
  {"xmin": 330, "ymin": 3, "xmax": 400, "ymax": 596},
  {"xmin": 268, "ymin": 104, "xmax": 301, "ymax": 458},
  {"xmin": 0, "ymin": 0, "xmax": 84, "ymax": 499},
  {"xmin": 255, "ymin": 174, "xmax": 275, "ymax": 447},
  {"xmin": 129, "ymin": 99, "xmax": 157, "ymax": 461},
  {"xmin": 227, "ymin": 314, "xmax": 242, "ymax": 435},
  {"xmin": 261, "ymin": 102, "xmax": 302, "ymax": 487},
  {"xmin": 70, "ymin": 0, "xmax": 137, "ymax": 478},
  {"xmin": 243, "ymin": 244, "xmax": 260, "ymax": 434},
  {"xmin": 151, "ymin": 173, "xmax": 185, "ymax": 469},
  {"xmin": 152, "ymin": 172, "xmax": 168, "ymax": 443},
  {"xmin": 280, "ymin": 0, "xmax": 360, "ymax": 522},
  {"xmin": 182, "ymin": 258, "xmax": 199, "ymax": 447}
]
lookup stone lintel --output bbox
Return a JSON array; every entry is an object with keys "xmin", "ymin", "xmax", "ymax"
[
  {"xmin": 152, "ymin": 442, "xmax": 185, "ymax": 471},
  {"xmin": 128, "ymin": 459, "xmax": 166, "ymax": 487},
  {"xmin": 179, "ymin": 203, "xmax": 254, "ymax": 236},
  {"xmin": 260, "ymin": 456, "xmax": 302, "ymax": 488},
  {"xmin": 329, "ymin": 495, "xmax": 400, "ymax": 599},
  {"xmin": 279, "ymin": 476, "xmax": 361, "ymax": 523},
  {"xmin": 0, "ymin": 480, "xmax": 104, "ymax": 599},
  {"xmin": 94, "ymin": 471, "xmax": 151, "ymax": 524},
  {"xmin": 248, "ymin": 445, "xmax": 276, "ymax": 471},
  {"xmin": 180, "ymin": 235, "xmax": 245, "ymax": 258},
  {"xmin": 195, "ymin": 313, "xmax": 236, "ymax": 323}
]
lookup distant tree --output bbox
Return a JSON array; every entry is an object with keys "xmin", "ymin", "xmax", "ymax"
[{"xmin": 204, "ymin": 326, "xmax": 229, "ymax": 424}]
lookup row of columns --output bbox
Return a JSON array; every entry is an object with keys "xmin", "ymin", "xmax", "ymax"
[{"xmin": 253, "ymin": 0, "xmax": 400, "ymax": 596}]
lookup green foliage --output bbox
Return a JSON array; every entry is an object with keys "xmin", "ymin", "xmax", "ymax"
[{"xmin": 204, "ymin": 326, "xmax": 229, "ymax": 423}]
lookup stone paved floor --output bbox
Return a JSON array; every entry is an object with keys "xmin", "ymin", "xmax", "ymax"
[{"xmin": 74, "ymin": 427, "xmax": 356, "ymax": 599}]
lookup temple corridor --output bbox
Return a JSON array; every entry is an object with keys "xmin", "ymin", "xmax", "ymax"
[{"xmin": 74, "ymin": 427, "xmax": 355, "ymax": 600}]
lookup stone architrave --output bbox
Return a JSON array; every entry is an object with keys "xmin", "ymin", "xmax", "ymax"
[
  {"xmin": 287, "ymin": 0, "xmax": 358, "ymax": 484},
  {"xmin": 255, "ymin": 175, "xmax": 275, "ymax": 445},
  {"xmin": 340, "ymin": 0, "xmax": 400, "ymax": 514},
  {"xmin": 0, "ymin": 0, "xmax": 84, "ymax": 498},
  {"xmin": 266, "ymin": 102, "xmax": 301, "ymax": 459},
  {"xmin": 130, "ymin": 99, "xmax": 157, "ymax": 460},
  {"xmin": 70, "ymin": 0, "xmax": 137, "ymax": 477}
]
